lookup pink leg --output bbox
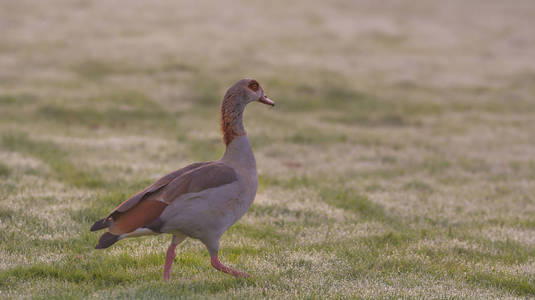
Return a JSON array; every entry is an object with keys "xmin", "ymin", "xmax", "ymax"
[
  {"xmin": 210, "ymin": 255, "xmax": 250, "ymax": 278},
  {"xmin": 163, "ymin": 242, "xmax": 177, "ymax": 281}
]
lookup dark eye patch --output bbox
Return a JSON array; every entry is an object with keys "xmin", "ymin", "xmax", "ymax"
[{"xmin": 248, "ymin": 80, "xmax": 259, "ymax": 92}]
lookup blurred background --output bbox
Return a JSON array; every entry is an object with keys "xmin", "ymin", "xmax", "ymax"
[{"xmin": 1, "ymin": 0, "xmax": 535, "ymax": 298}]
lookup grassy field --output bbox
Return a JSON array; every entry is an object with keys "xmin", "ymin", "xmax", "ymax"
[{"xmin": 1, "ymin": 0, "xmax": 535, "ymax": 298}]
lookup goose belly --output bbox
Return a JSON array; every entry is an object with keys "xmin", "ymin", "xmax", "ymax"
[{"xmin": 159, "ymin": 179, "xmax": 256, "ymax": 240}]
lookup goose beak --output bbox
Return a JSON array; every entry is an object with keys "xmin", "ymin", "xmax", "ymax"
[{"xmin": 259, "ymin": 94, "xmax": 275, "ymax": 107}]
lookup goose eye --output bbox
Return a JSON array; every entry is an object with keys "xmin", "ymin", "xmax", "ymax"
[{"xmin": 248, "ymin": 81, "xmax": 259, "ymax": 92}]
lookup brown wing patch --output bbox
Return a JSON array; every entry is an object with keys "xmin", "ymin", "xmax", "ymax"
[
  {"xmin": 108, "ymin": 162, "xmax": 211, "ymax": 216},
  {"xmin": 109, "ymin": 200, "xmax": 168, "ymax": 235},
  {"xmin": 161, "ymin": 162, "xmax": 238, "ymax": 203},
  {"xmin": 103, "ymin": 162, "xmax": 237, "ymax": 235}
]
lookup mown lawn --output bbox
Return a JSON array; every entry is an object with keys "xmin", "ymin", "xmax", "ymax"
[{"xmin": 1, "ymin": 0, "xmax": 535, "ymax": 298}]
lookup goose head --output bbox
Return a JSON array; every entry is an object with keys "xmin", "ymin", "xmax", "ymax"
[
  {"xmin": 224, "ymin": 78, "xmax": 274, "ymax": 107},
  {"xmin": 220, "ymin": 79, "xmax": 274, "ymax": 145}
]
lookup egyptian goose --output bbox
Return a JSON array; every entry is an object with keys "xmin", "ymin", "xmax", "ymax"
[{"xmin": 90, "ymin": 79, "xmax": 274, "ymax": 280}]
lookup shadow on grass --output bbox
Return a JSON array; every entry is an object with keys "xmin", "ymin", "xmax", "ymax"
[
  {"xmin": 0, "ymin": 250, "xmax": 255, "ymax": 298},
  {"xmin": 0, "ymin": 133, "xmax": 110, "ymax": 189},
  {"xmin": 0, "ymin": 162, "xmax": 10, "ymax": 177},
  {"xmin": 0, "ymin": 251, "xmax": 159, "ymax": 288},
  {"xmin": 0, "ymin": 133, "xmax": 151, "ymax": 190},
  {"xmin": 111, "ymin": 277, "xmax": 253, "ymax": 298},
  {"xmin": 0, "ymin": 93, "xmax": 38, "ymax": 105},
  {"xmin": 259, "ymin": 175, "xmax": 394, "ymax": 223},
  {"xmin": 37, "ymin": 104, "xmax": 179, "ymax": 131}
]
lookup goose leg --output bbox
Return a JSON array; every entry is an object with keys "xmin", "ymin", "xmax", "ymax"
[
  {"xmin": 204, "ymin": 238, "xmax": 249, "ymax": 277},
  {"xmin": 210, "ymin": 255, "xmax": 250, "ymax": 278},
  {"xmin": 163, "ymin": 234, "xmax": 186, "ymax": 281}
]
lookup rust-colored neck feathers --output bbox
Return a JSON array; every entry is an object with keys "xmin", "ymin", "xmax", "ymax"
[{"xmin": 220, "ymin": 91, "xmax": 246, "ymax": 146}]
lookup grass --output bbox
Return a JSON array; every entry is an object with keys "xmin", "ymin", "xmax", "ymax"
[
  {"xmin": 0, "ymin": 133, "xmax": 109, "ymax": 189},
  {"xmin": 1, "ymin": 0, "xmax": 535, "ymax": 298}
]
